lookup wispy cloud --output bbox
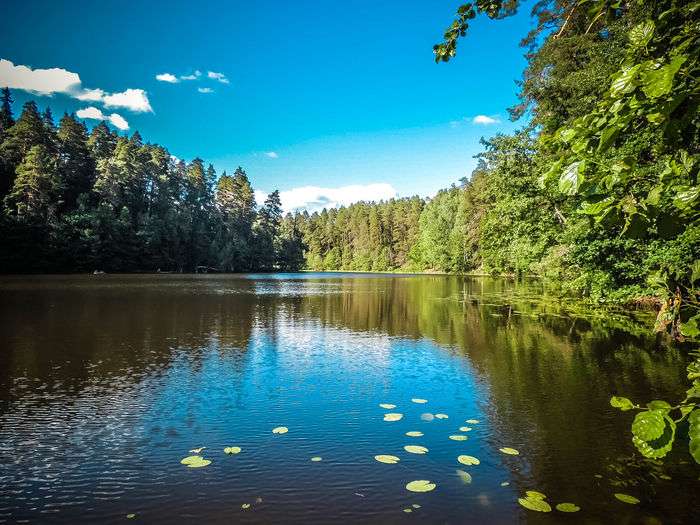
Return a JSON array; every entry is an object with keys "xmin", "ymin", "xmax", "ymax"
[
  {"xmin": 255, "ymin": 183, "xmax": 397, "ymax": 213},
  {"xmin": 76, "ymin": 106, "xmax": 129, "ymax": 130},
  {"xmin": 155, "ymin": 73, "xmax": 178, "ymax": 83},
  {"xmin": 264, "ymin": 151, "xmax": 278, "ymax": 158},
  {"xmin": 197, "ymin": 87, "xmax": 214, "ymax": 94},
  {"xmin": 0, "ymin": 58, "xmax": 153, "ymax": 113},
  {"xmin": 207, "ymin": 71, "xmax": 229, "ymax": 84},
  {"xmin": 180, "ymin": 70, "xmax": 201, "ymax": 80},
  {"xmin": 472, "ymin": 114, "xmax": 500, "ymax": 125}
]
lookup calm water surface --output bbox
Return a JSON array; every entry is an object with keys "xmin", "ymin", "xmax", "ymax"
[{"xmin": 0, "ymin": 273, "xmax": 697, "ymax": 524}]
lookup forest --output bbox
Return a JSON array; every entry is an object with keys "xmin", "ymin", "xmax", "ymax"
[{"xmin": 0, "ymin": 0, "xmax": 697, "ymax": 336}]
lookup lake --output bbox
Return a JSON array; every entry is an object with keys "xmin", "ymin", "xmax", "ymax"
[{"xmin": 0, "ymin": 273, "xmax": 697, "ymax": 524}]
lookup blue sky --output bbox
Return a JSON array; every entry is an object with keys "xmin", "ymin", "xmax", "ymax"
[{"xmin": 0, "ymin": 0, "xmax": 534, "ymax": 211}]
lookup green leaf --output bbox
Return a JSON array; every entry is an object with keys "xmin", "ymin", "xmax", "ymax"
[
  {"xmin": 610, "ymin": 396, "xmax": 634, "ymax": 411},
  {"xmin": 646, "ymin": 400, "xmax": 672, "ymax": 411},
  {"xmin": 555, "ymin": 503, "xmax": 580, "ymax": 513},
  {"xmin": 559, "ymin": 161, "xmax": 583, "ymax": 195},
  {"xmin": 631, "ymin": 411, "xmax": 665, "ymax": 441},
  {"xmin": 598, "ymin": 126, "xmax": 620, "ymax": 153},
  {"xmin": 405, "ymin": 480, "xmax": 436, "ymax": 492},
  {"xmin": 614, "ymin": 493, "xmax": 640, "ymax": 505},
  {"xmin": 689, "ymin": 409, "xmax": 700, "ymax": 464},
  {"xmin": 673, "ymin": 186, "xmax": 699, "ymax": 210},
  {"xmin": 518, "ymin": 495, "xmax": 552, "ymax": 512},
  {"xmin": 610, "ymin": 65, "xmax": 640, "ymax": 97},
  {"xmin": 629, "ymin": 20, "xmax": 655, "ymax": 48},
  {"xmin": 681, "ymin": 315, "xmax": 700, "ymax": 339},
  {"xmin": 642, "ymin": 55, "xmax": 687, "ymax": 99}
]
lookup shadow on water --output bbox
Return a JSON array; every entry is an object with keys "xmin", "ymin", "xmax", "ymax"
[{"xmin": 0, "ymin": 273, "xmax": 696, "ymax": 524}]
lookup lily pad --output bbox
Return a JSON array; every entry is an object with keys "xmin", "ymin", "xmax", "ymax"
[
  {"xmin": 224, "ymin": 446, "xmax": 242, "ymax": 454},
  {"xmin": 556, "ymin": 503, "xmax": 581, "ymax": 513},
  {"xmin": 310, "ymin": 456, "xmax": 322, "ymax": 462},
  {"xmin": 499, "ymin": 447, "xmax": 520, "ymax": 455},
  {"xmin": 383, "ymin": 413, "xmax": 403, "ymax": 422},
  {"xmin": 459, "ymin": 426, "xmax": 472, "ymax": 432},
  {"xmin": 374, "ymin": 454, "xmax": 400, "ymax": 464},
  {"xmin": 180, "ymin": 455, "xmax": 211, "ymax": 468},
  {"xmin": 526, "ymin": 491, "xmax": 546, "ymax": 499},
  {"xmin": 412, "ymin": 504, "xmax": 421, "ymax": 509},
  {"xmin": 126, "ymin": 514, "xmax": 136, "ymax": 519},
  {"xmin": 435, "ymin": 413, "xmax": 449, "ymax": 419},
  {"xmin": 449, "ymin": 435, "xmax": 468, "ymax": 441},
  {"xmin": 404, "ymin": 445, "xmax": 429, "ymax": 454},
  {"xmin": 420, "ymin": 413, "xmax": 435, "ymax": 421},
  {"xmin": 456, "ymin": 469, "xmax": 472, "ymax": 484},
  {"xmin": 272, "ymin": 426, "xmax": 288, "ymax": 434},
  {"xmin": 614, "ymin": 493, "xmax": 640, "ymax": 505},
  {"xmin": 457, "ymin": 455, "xmax": 480, "ymax": 466},
  {"xmin": 412, "ymin": 398, "xmax": 428, "ymax": 404},
  {"xmin": 379, "ymin": 403, "xmax": 396, "ymax": 409},
  {"xmin": 406, "ymin": 480, "xmax": 436, "ymax": 492},
  {"xmin": 402, "ymin": 508, "xmax": 412, "ymax": 513},
  {"xmin": 241, "ymin": 503, "xmax": 250, "ymax": 509},
  {"xmin": 406, "ymin": 431, "xmax": 424, "ymax": 437},
  {"xmin": 500, "ymin": 481, "xmax": 510, "ymax": 487},
  {"xmin": 465, "ymin": 419, "xmax": 479, "ymax": 424},
  {"xmin": 518, "ymin": 497, "xmax": 552, "ymax": 512}
]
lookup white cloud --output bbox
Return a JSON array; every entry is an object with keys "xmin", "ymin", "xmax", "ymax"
[
  {"xmin": 180, "ymin": 70, "xmax": 201, "ymax": 80},
  {"xmin": 257, "ymin": 183, "xmax": 397, "ymax": 213},
  {"xmin": 76, "ymin": 106, "xmax": 129, "ymax": 130},
  {"xmin": 207, "ymin": 71, "xmax": 229, "ymax": 84},
  {"xmin": 156, "ymin": 73, "xmax": 178, "ymax": 83},
  {"xmin": 197, "ymin": 87, "xmax": 214, "ymax": 94},
  {"xmin": 0, "ymin": 58, "xmax": 80, "ymax": 95},
  {"xmin": 102, "ymin": 88, "xmax": 152, "ymax": 112},
  {"xmin": 0, "ymin": 58, "xmax": 153, "ymax": 114},
  {"xmin": 74, "ymin": 88, "xmax": 106, "ymax": 101},
  {"xmin": 264, "ymin": 151, "xmax": 278, "ymax": 158},
  {"xmin": 472, "ymin": 115, "xmax": 500, "ymax": 125}
]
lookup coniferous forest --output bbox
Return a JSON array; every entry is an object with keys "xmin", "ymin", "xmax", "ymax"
[{"xmin": 0, "ymin": 0, "xmax": 698, "ymax": 340}]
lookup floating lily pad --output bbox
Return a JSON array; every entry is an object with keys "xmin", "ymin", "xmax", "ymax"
[
  {"xmin": 526, "ymin": 491, "xmax": 546, "ymax": 499},
  {"xmin": 379, "ymin": 403, "xmax": 396, "ymax": 409},
  {"xmin": 403, "ymin": 508, "xmax": 412, "ymax": 513},
  {"xmin": 406, "ymin": 431, "xmax": 424, "ymax": 437},
  {"xmin": 241, "ymin": 503, "xmax": 250, "ymax": 509},
  {"xmin": 374, "ymin": 454, "xmax": 400, "ymax": 464},
  {"xmin": 224, "ymin": 446, "xmax": 242, "ymax": 455},
  {"xmin": 556, "ymin": 503, "xmax": 580, "ymax": 513},
  {"xmin": 614, "ymin": 493, "xmax": 640, "ymax": 505},
  {"xmin": 406, "ymin": 480, "xmax": 436, "ymax": 492},
  {"xmin": 412, "ymin": 398, "xmax": 428, "ymax": 404},
  {"xmin": 310, "ymin": 456, "xmax": 322, "ymax": 462},
  {"xmin": 435, "ymin": 413, "xmax": 449, "ymax": 419},
  {"xmin": 501, "ymin": 481, "xmax": 510, "ymax": 487},
  {"xmin": 449, "ymin": 435, "xmax": 468, "ymax": 441},
  {"xmin": 499, "ymin": 447, "xmax": 520, "ymax": 455},
  {"xmin": 383, "ymin": 413, "xmax": 403, "ymax": 422},
  {"xmin": 465, "ymin": 419, "xmax": 480, "ymax": 424},
  {"xmin": 457, "ymin": 455, "xmax": 480, "ymax": 466},
  {"xmin": 272, "ymin": 426, "xmax": 288, "ymax": 434},
  {"xmin": 456, "ymin": 469, "xmax": 472, "ymax": 484},
  {"xmin": 126, "ymin": 514, "xmax": 136, "ymax": 519},
  {"xmin": 180, "ymin": 455, "xmax": 211, "ymax": 468},
  {"xmin": 420, "ymin": 413, "xmax": 435, "ymax": 421},
  {"xmin": 518, "ymin": 497, "xmax": 552, "ymax": 512},
  {"xmin": 189, "ymin": 447, "xmax": 205, "ymax": 454},
  {"xmin": 404, "ymin": 445, "xmax": 429, "ymax": 454},
  {"xmin": 459, "ymin": 426, "xmax": 472, "ymax": 432},
  {"xmin": 412, "ymin": 504, "xmax": 421, "ymax": 509}
]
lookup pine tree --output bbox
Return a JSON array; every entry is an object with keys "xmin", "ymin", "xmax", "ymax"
[
  {"xmin": 5, "ymin": 144, "xmax": 60, "ymax": 223},
  {"xmin": 87, "ymin": 121, "xmax": 117, "ymax": 161},
  {"xmin": 0, "ymin": 87, "xmax": 14, "ymax": 133},
  {"xmin": 57, "ymin": 114, "xmax": 95, "ymax": 210}
]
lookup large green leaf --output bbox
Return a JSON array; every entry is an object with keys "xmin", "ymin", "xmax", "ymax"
[
  {"xmin": 559, "ymin": 161, "xmax": 583, "ymax": 195},
  {"xmin": 629, "ymin": 20, "xmax": 655, "ymax": 48},
  {"xmin": 631, "ymin": 410, "xmax": 665, "ymax": 441},
  {"xmin": 689, "ymin": 409, "xmax": 700, "ymax": 464},
  {"xmin": 597, "ymin": 126, "xmax": 620, "ymax": 153},
  {"xmin": 631, "ymin": 411, "xmax": 675, "ymax": 459},
  {"xmin": 610, "ymin": 396, "xmax": 634, "ymax": 411},
  {"xmin": 642, "ymin": 55, "xmax": 687, "ymax": 99}
]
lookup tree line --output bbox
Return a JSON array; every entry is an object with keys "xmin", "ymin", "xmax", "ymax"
[{"xmin": 0, "ymin": 90, "xmax": 304, "ymax": 273}]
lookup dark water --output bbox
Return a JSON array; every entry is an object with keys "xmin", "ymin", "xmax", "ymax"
[{"xmin": 0, "ymin": 273, "xmax": 697, "ymax": 524}]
